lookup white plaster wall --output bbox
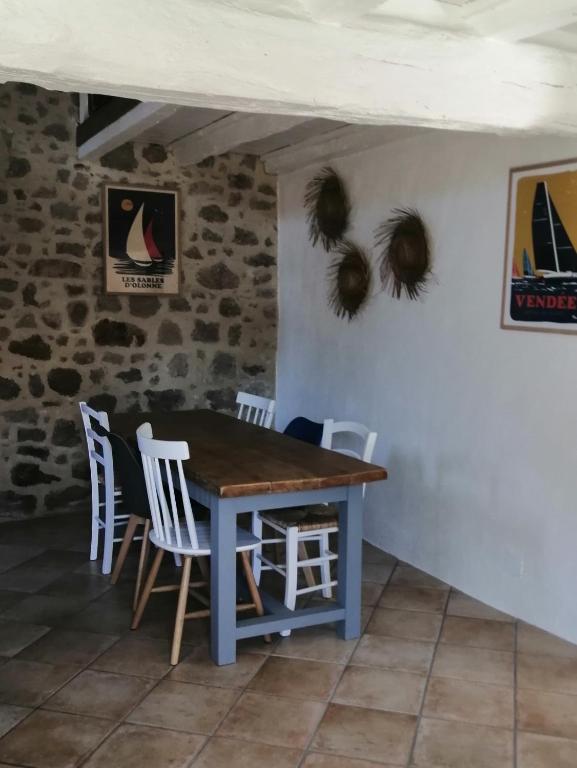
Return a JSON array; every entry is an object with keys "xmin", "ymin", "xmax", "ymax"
[{"xmin": 277, "ymin": 131, "xmax": 577, "ymax": 642}]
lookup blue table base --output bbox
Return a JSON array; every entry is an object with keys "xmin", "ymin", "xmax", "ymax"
[{"xmin": 186, "ymin": 482, "xmax": 363, "ymax": 665}]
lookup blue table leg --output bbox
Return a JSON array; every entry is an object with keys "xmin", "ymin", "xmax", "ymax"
[
  {"xmin": 336, "ymin": 484, "xmax": 363, "ymax": 640},
  {"xmin": 210, "ymin": 496, "xmax": 237, "ymax": 665}
]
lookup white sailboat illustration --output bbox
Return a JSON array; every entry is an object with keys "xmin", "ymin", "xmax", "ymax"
[{"xmin": 126, "ymin": 204, "xmax": 162, "ymax": 267}]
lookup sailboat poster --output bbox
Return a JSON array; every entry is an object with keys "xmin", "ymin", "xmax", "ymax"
[
  {"xmin": 501, "ymin": 158, "xmax": 577, "ymax": 334},
  {"xmin": 104, "ymin": 184, "xmax": 180, "ymax": 295}
]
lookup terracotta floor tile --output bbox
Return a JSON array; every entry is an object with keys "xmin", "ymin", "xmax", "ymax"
[
  {"xmin": 351, "ymin": 634, "xmax": 435, "ymax": 674},
  {"xmin": 274, "ymin": 626, "xmax": 358, "ymax": 664},
  {"xmin": 83, "ymin": 723, "xmax": 206, "ymax": 768},
  {"xmin": 0, "ymin": 566, "xmax": 63, "ymax": 594},
  {"xmin": 63, "ymin": 598, "xmax": 133, "ymax": 635},
  {"xmin": 170, "ymin": 646, "xmax": 265, "ymax": 688},
  {"xmin": 0, "ymin": 545, "xmax": 45, "ymax": 574},
  {"xmin": 446, "ymin": 591, "xmax": 513, "ymax": 622},
  {"xmin": 362, "ymin": 543, "xmax": 396, "ymax": 567},
  {"xmin": 128, "ymin": 680, "xmax": 238, "ymax": 734},
  {"xmin": 362, "ymin": 581, "xmax": 385, "ymax": 607},
  {"xmin": 39, "ymin": 573, "xmax": 112, "ymax": 601},
  {"xmin": 517, "ymin": 623, "xmax": 577, "ymax": 658},
  {"xmin": 0, "ymin": 704, "xmax": 31, "ymax": 738},
  {"xmin": 0, "ymin": 591, "xmax": 25, "ymax": 614},
  {"xmin": 193, "ymin": 736, "xmax": 301, "ymax": 767},
  {"xmin": 248, "ymin": 656, "xmax": 343, "ymax": 700},
  {"xmin": 302, "ymin": 754, "xmax": 398, "ymax": 767},
  {"xmin": 0, "ymin": 659, "xmax": 77, "ymax": 706},
  {"xmin": 423, "ymin": 676, "xmax": 514, "ymax": 728},
  {"xmin": 0, "ymin": 709, "xmax": 112, "ymax": 768},
  {"xmin": 379, "ymin": 586, "xmax": 448, "ymax": 614},
  {"xmin": 362, "ymin": 562, "xmax": 395, "ymax": 585},
  {"xmin": 389, "ymin": 565, "xmax": 449, "ymax": 591},
  {"xmin": 412, "ymin": 717, "xmax": 513, "ymax": 768},
  {"xmin": 218, "ymin": 691, "xmax": 325, "ymax": 749},
  {"xmin": 19, "ymin": 628, "xmax": 118, "ymax": 666},
  {"xmin": 0, "ymin": 619, "xmax": 50, "ymax": 657},
  {"xmin": 91, "ymin": 634, "xmax": 179, "ymax": 678},
  {"xmin": 311, "ymin": 703, "xmax": 416, "ymax": 764},
  {"xmin": 334, "ymin": 665, "xmax": 426, "ymax": 714},
  {"xmin": 517, "ymin": 731, "xmax": 577, "ymax": 768},
  {"xmin": 44, "ymin": 669, "xmax": 154, "ymax": 720},
  {"xmin": 0, "ymin": 594, "xmax": 86, "ymax": 625},
  {"xmin": 518, "ymin": 688, "xmax": 577, "ymax": 740},
  {"xmin": 440, "ymin": 616, "xmax": 515, "ymax": 651},
  {"xmin": 432, "ymin": 644, "xmax": 514, "ymax": 686},
  {"xmin": 26, "ymin": 550, "xmax": 88, "ymax": 573},
  {"xmin": 517, "ymin": 653, "xmax": 577, "ymax": 695},
  {"xmin": 366, "ymin": 608, "xmax": 442, "ymax": 642}
]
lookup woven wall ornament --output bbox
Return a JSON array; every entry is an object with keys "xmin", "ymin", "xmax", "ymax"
[
  {"xmin": 328, "ymin": 240, "xmax": 372, "ymax": 320},
  {"xmin": 304, "ymin": 166, "xmax": 351, "ymax": 251},
  {"xmin": 375, "ymin": 208, "xmax": 431, "ymax": 300}
]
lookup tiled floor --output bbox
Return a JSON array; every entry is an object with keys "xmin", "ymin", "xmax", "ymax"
[{"xmin": 0, "ymin": 515, "xmax": 575, "ymax": 767}]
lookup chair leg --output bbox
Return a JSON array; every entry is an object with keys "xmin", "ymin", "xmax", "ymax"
[
  {"xmin": 298, "ymin": 541, "xmax": 316, "ymax": 590},
  {"xmin": 90, "ymin": 483, "xmax": 100, "ymax": 561},
  {"xmin": 131, "ymin": 547, "xmax": 164, "ymax": 630},
  {"xmin": 252, "ymin": 511, "xmax": 263, "ymax": 585},
  {"xmin": 110, "ymin": 514, "xmax": 141, "ymax": 585},
  {"xmin": 281, "ymin": 526, "xmax": 299, "ymax": 638},
  {"xmin": 101, "ymin": 488, "xmax": 115, "ymax": 577},
  {"xmin": 133, "ymin": 519, "xmax": 151, "ymax": 611},
  {"xmin": 240, "ymin": 551, "xmax": 271, "ymax": 643},
  {"xmin": 171, "ymin": 556, "xmax": 192, "ymax": 665},
  {"xmin": 319, "ymin": 531, "xmax": 333, "ymax": 599}
]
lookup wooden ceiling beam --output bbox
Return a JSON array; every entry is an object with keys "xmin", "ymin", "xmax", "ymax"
[
  {"xmin": 2, "ymin": 0, "xmax": 577, "ymax": 136},
  {"xmin": 171, "ymin": 112, "xmax": 313, "ymax": 166},
  {"xmin": 463, "ymin": 0, "xmax": 577, "ymax": 42}
]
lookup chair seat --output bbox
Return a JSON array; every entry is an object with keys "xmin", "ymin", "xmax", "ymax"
[
  {"xmin": 149, "ymin": 521, "xmax": 260, "ymax": 555},
  {"xmin": 260, "ymin": 504, "xmax": 338, "ymax": 532}
]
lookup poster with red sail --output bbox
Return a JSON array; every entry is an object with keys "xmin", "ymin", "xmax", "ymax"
[
  {"xmin": 501, "ymin": 158, "xmax": 577, "ymax": 334},
  {"xmin": 104, "ymin": 184, "xmax": 180, "ymax": 295}
]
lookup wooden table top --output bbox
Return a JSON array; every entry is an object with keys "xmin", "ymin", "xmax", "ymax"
[{"xmin": 111, "ymin": 409, "xmax": 387, "ymax": 498}]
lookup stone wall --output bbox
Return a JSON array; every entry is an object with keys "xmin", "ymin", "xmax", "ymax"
[{"xmin": 0, "ymin": 82, "xmax": 277, "ymax": 521}]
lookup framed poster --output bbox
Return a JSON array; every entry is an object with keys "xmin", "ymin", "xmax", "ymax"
[
  {"xmin": 501, "ymin": 158, "xmax": 577, "ymax": 334},
  {"xmin": 103, "ymin": 184, "xmax": 180, "ymax": 295}
]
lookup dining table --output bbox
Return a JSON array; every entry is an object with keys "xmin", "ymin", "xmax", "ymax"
[{"xmin": 111, "ymin": 408, "xmax": 388, "ymax": 665}]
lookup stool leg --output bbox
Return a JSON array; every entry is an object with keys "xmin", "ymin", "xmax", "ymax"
[
  {"xmin": 240, "ymin": 551, "xmax": 271, "ymax": 643},
  {"xmin": 319, "ymin": 531, "xmax": 333, "ymax": 599},
  {"xmin": 281, "ymin": 527, "xmax": 298, "ymax": 638},
  {"xmin": 252, "ymin": 512, "xmax": 263, "ymax": 585}
]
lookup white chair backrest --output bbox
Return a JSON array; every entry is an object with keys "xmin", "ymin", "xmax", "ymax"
[
  {"xmin": 79, "ymin": 401, "xmax": 111, "ymax": 485},
  {"xmin": 321, "ymin": 419, "xmax": 377, "ymax": 463},
  {"xmin": 236, "ymin": 391, "xmax": 276, "ymax": 429},
  {"xmin": 136, "ymin": 422, "xmax": 199, "ymax": 551}
]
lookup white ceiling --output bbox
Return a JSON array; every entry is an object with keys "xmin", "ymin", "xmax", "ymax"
[{"xmin": 74, "ymin": 0, "xmax": 577, "ymax": 173}]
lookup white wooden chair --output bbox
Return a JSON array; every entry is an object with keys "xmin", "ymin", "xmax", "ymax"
[
  {"xmin": 258, "ymin": 419, "xmax": 377, "ymax": 636},
  {"xmin": 79, "ymin": 402, "xmax": 127, "ymax": 575},
  {"xmin": 132, "ymin": 422, "xmax": 268, "ymax": 665},
  {"xmin": 235, "ymin": 391, "xmax": 276, "ymax": 582},
  {"xmin": 236, "ymin": 391, "xmax": 276, "ymax": 428}
]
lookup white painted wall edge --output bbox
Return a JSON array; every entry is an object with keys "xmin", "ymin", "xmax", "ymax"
[{"xmin": 2, "ymin": 0, "xmax": 577, "ymax": 136}]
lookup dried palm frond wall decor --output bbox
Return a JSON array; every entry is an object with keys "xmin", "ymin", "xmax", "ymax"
[
  {"xmin": 304, "ymin": 166, "xmax": 351, "ymax": 251},
  {"xmin": 375, "ymin": 208, "xmax": 431, "ymax": 300},
  {"xmin": 328, "ymin": 241, "xmax": 372, "ymax": 320}
]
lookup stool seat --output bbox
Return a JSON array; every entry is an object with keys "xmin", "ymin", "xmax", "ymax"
[{"xmin": 261, "ymin": 505, "xmax": 338, "ymax": 532}]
